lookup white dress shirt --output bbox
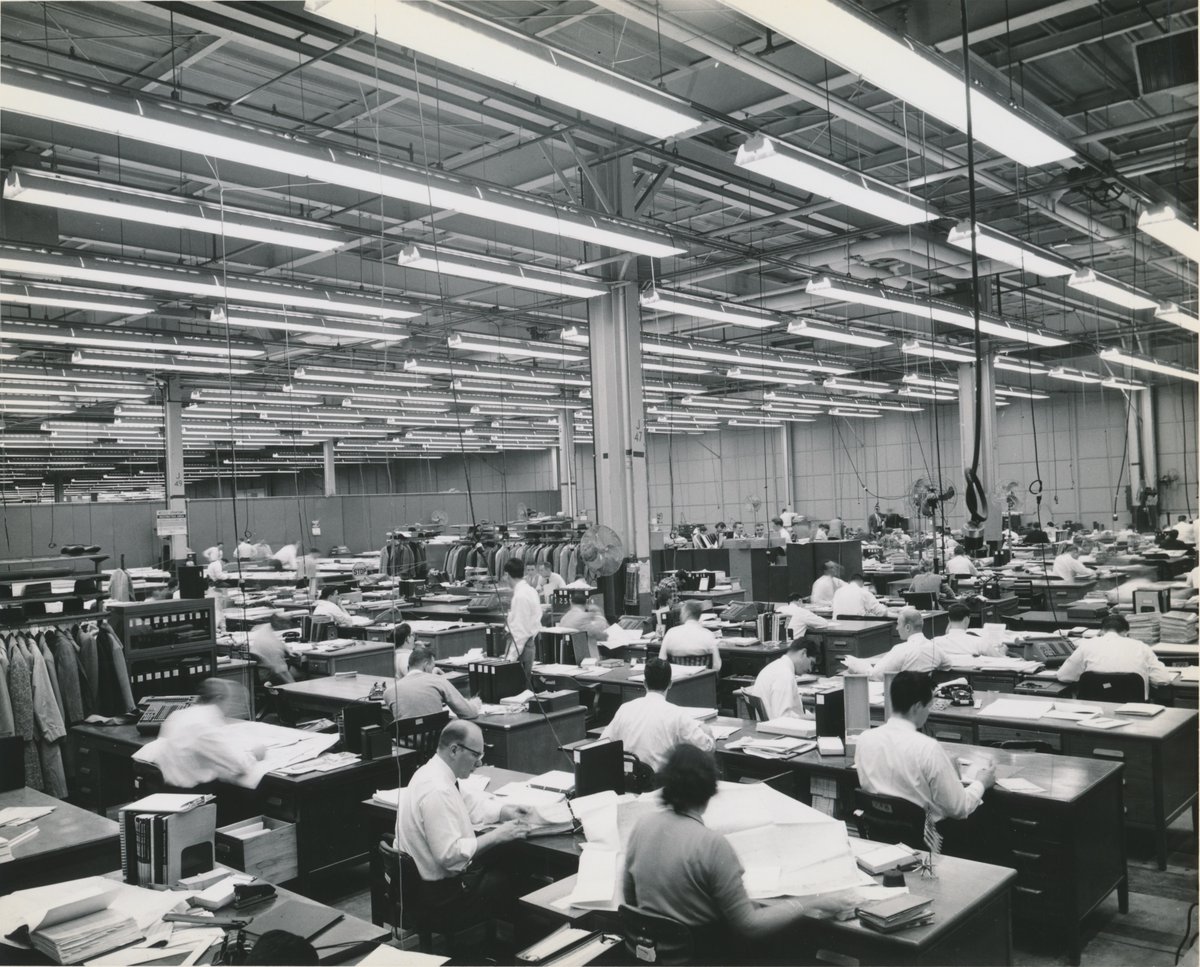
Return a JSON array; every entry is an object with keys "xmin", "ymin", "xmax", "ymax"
[
  {"xmin": 777, "ymin": 602, "xmax": 831, "ymax": 639},
  {"xmin": 866, "ymin": 632, "xmax": 952, "ymax": 681},
  {"xmin": 1053, "ymin": 554, "xmax": 1095, "ymax": 581},
  {"xmin": 155, "ymin": 704, "xmax": 258, "ymax": 788},
  {"xmin": 933, "ymin": 628, "xmax": 1006, "ymax": 658},
  {"xmin": 506, "ymin": 579, "xmax": 544, "ymax": 656},
  {"xmin": 396, "ymin": 755, "xmax": 503, "ymax": 881},
  {"xmin": 273, "ymin": 544, "xmax": 298, "ymax": 569},
  {"xmin": 1056, "ymin": 632, "xmax": 1172, "ymax": 698},
  {"xmin": 659, "ymin": 621, "xmax": 722, "ymax": 671},
  {"xmin": 809, "ymin": 575, "xmax": 845, "ymax": 608},
  {"xmin": 1174, "ymin": 520, "xmax": 1196, "ymax": 544},
  {"xmin": 831, "ymin": 583, "xmax": 888, "ymax": 618},
  {"xmin": 204, "ymin": 560, "xmax": 226, "ymax": 583},
  {"xmin": 855, "ymin": 716, "xmax": 985, "ymax": 822},
  {"xmin": 535, "ymin": 571, "xmax": 567, "ymax": 603},
  {"xmin": 945, "ymin": 554, "xmax": 978, "ymax": 577},
  {"xmin": 752, "ymin": 654, "xmax": 806, "ymax": 719},
  {"xmin": 1043, "ymin": 525, "xmax": 1058, "ymax": 543},
  {"xmin": 600, "ymin": 691, "xmax": 715, "ymax": 771},
  {"xmin": 312, "ymin": 598, "xmax": 357, "ymax": 626}
]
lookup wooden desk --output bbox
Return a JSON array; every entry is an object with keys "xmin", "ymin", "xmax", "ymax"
[
  {"xmin": 402, "ymin": 602, "xmax": 509, "ymax": 625},
  {"xmin": 1006, "ymin": 610, "xmax": 1103, "ymax": 633},
  {"xmin": 808, "ymin": 621, "xmax": 894, "ymax": 676},
  {"xmin": 385, "ymin": 620, "xmax": 487, "ymax": 657},
  {"xmin": 475, "ymin": 707, "xmax": 587, "ymax": 773},
  {"xmin": 68, "ymin": 723, "xmax": 419, "ymax": 889},
  {"xmin": 302, "ymin": 641, "xmax": 394, "ymax": 677},
  {"xmin": 272, "ymin": 671, "xmax": 469, "ymax": 720},
  {"xmin": 677, "ymin": 587, "xmax": 747, "ymax": 607},
  {"xmin": 360, "ymin": 765, "xmax": 584, "ymax": 925},
  {"xmin": 715, "ymin": 724, "xmax": 1125, "ymax": 964},
  {"xmin": 0, "ymin": 787, "xmax": 120, "ymax": 895},
  {"xmin": 919, "ymin": 693, "xmax": 1197, "ymax": 870},
  {"xmin": 537, "ymin": 666, "xmax": 717, "ymax": 725},
  {"xmin": 520, "ymin": 855, "xmax": 1017, "ymax": 967}
]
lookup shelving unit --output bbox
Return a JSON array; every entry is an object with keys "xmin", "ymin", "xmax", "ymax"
[
  {"xmin": 0, "ymin": 552, "xmax": 109, "ymax": 626},
  {"xmin": 107, "ymin": 599, "xmax": 218, "ymax": 701}
]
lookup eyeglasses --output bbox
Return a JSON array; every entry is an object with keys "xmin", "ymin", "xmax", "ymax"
[{"xmin": 456, "ymin": 743, "xmax": 485, "ymax": 764}]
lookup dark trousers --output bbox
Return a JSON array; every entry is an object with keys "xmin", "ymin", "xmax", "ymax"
[{"xmin": 424, "ymin": 863, "xmax": 514, "ymax": 926}]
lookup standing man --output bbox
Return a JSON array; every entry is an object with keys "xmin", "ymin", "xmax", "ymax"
[
  {"xmin": 809, "ymin": 561, "xmax": 845, "ymax": 608},
  {"xmin": 828, "ymin": 513, "xmax": 844, "ymax": 540},
  {"xmin": 712, "ymin": 522, "xmax": 728, "ymax": 547},
  {"xmin": 601, "ymin": 659, "xmax": 715, "ymax": 771},
  {"xmin": 502, "ymin": 559, "xmax": 543, "ymax": 678},
  {"xmin": 395, "ymin": 721, "xmax": 532, "ymax": 924}
]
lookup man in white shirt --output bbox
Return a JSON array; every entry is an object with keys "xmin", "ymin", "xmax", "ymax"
[
  {"xmin": 503, "ymin": 559, "xmax": 544, "ymax": 678},
  {"xmin": 272, "ymin": 543, "xmax": 299, "ymax": 570},
  {"xmin": 831, "ymin": 574, "xmax": 891, "ymax": 619},
  {"xmin": 1056, "ymin": 614, "xmax": 1173, "ymax": 699},
  {"xmin": 828, "ymin": 515, "xmax": 844, "ymax": 540},
  {"xmin": 396, "ymin": 721, "xmax": 532, "ymax": 923},
  {"xmin": 659, "ymin": 600, "xmax": 722, "ymax": 671},
  {"xmin": 1044, "ymin": 522, "xmax": 1059, "ymax": 544},
  {"xmin": 248, "ymin": 615, "xmax": 297, "ymax": 684},
  {"xmin": 846, "ymin": 608, "xmax": 951, "ymax": 681},
  {"xmin": 601, "ymin": 659, "xmax": 715, "ymax": 771},
  {"xmin": 752, "ymin": 639, "xmax": 819, "ymax": 719},
  {"xmin": 1172, "ymin": 515, "xmax": 1195, "ymax": 545},
  {"xmin": 154, "ymin": 679, "xmax": 264, "ymax": 788},
  {"xmin": 945, "ymin": 545, "xmax": 979, "ymax": 577},
  {"xmin": 772, "ymin": 517, "xmax": 791, "ymax": 542},
  {"xmin": 813, "ymin": 525, "xmax": 829, "ymax": 541},
  {"xmin": 855, "ymin": 672, "xmax": 995, "ymax": 823},
  {"xmin": 312, "ymin": 588, "xmax": 370, "ymax": 627},
  {"xmin": 203, "ymin": 545, "xmax": 227, "ymax": 584},
  {"xmin": 809, "ymin": 561, "xmax": 845, "ymax": 608},
  {"xmin": 1053, "ymin": 546, "xmax": 1096, "ymax": 582},
  {"xmin": 533, "ymin": 562, "xmax": 567, "ymax": 604},
  {"xmin": 933, "ymin": 603, "xmax": 1006, "ymax": 657},
  {"xmin": 780, "ymin": 506, "xmax": 796, "ymax": 529},
  {"xmin": 777, "ymin": 593, "xmax": 832, "ymax": 639}
]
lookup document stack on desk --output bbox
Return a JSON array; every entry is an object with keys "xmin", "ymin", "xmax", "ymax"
[
  {"xmin": 857, "ymin": 894, "xmax": 933, "ymax": 933},
  {"xmin": 1126, "ymin": 612, "xmax": 1160, "ymax": 644},
  {"xmin": 1160, "ymin": 610, "xmax": 1198, "ymax": 644}
]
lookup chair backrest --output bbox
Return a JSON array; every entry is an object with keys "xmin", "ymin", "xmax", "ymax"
[
  {"xmin": 852, "ymin": 788, "xmax": 927, "ymax": 851},
  {"xmin": 309, "ymin": 615, "xmax": 337, "ymax": 642},
  {"xmin": 378, "ymin": 837, "xmax": 427, "ymax": 931},
  {"xmin": 391, "ymin": 710, "xmax": 451, "ymax": 763},
  {"xmin": 1077, "ymin": 672, "xmax": 1145, "ymax": 702},
  {"xmin": 734, "ymin": 687, "xmax": 769, "ymax": 722},
  {"xmin": 0, "ymin": 736, "xmax": 23, "ymax": 791},
  {"xmin": 623, "ymin": 752, "xmax": 657, "ymax": 794},
  {"xmin": 618, "ymin": 904, "xmax": 694, "ymax": 966},
  {"xmin": 671, "ymin": 653, "xmax": 712, "ymax": 668},
  {"xmin": 902, "ymin": 591, "xmax": 937, "ymax": 611}
]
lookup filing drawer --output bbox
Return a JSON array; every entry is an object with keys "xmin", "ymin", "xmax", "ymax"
[
  {"xmin": 1011, "ymin": 875, "xmax": 1069, "ymax": 922},
  {"xmin": 976, "ymin": 724, "xmax": 1063, "ymax": 751},
  {"xmin": 306, "ymin": 657, "xmax": 331, "ymax": 675},
  {"xmin": 999, "ymin": 806, "xmax": 1068, "ymax": 843},
  {"xmin": 1063, "ymin": 735, "xmax": 1151, "ymax": 821},
  {"xmin": 1002, "ymin": 840, "xmax": 1068, "ymax": 875},
  {"xmin": 926, "ymin": 721, "xmax": 974, "ymax": 744},
  {"xmin": 480, "ymin": 731, "xmax": 510, "ymax": 769}
]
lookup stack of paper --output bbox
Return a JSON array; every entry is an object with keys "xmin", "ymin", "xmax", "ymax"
[
  {"xmin": 1160, "ymin": 610, "xmax": 1198, "ymax": 644},
  {"xmin": 851, "ymin": 840, "xmax": 920, "ymax": 875},
  {"xmin": 978, "ymin": 698, "xmax": 1054, "ymax": 720},
  {"xmin": 1126, "ymin": 612, "xmax": 1160, "ymax": 644},
  {"xmin": 31, "ymin": 909, "xmax": 142, "ymax": 964},
  {"xmin": 1115, "ymin": 703, "xmax": 1164, "ymax": 717},
  {"xmin": 0, "ymin": 806, "xmax": 54, "ymax": 828},
  {"xmin": 564, "ymin": 845, "xmax": 624, "ymax": 911},
  {"xmin": 857, "ymin": 894, "xmax": 933, "ymax": 933},
  {"xmin": 724, "ymin": 736, "xmax": 814, "ymax": 759},
  {"xmin": 726, "ymin": 822, "xmax": 861, "ymax": 898},
  {"xmin": 757, "ymin": 717, "xmax": 817, "ymax": 739}
]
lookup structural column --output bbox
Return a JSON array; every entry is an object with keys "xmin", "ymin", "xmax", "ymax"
[
  {"xmin": 780, "ymin": 424, "xmax": 794, "ymax": 512},
  {"xmin": 323, "ymin": 440, "xmax": 337, "ymax": 497},
  {"xmin": 585, "ymin": 155, "xmax": 651, "ymax": 612},
  {"xmin": 957, "ymin": 352, "xmax": 1001, "ymax": 544},
  {"xmin": 162, "ymin": 375, "xmax": 188, "ymax": 564},
  {"xmin": 1139, "ymin": 391, "xmax": 1158, "ymax": 529},
  {"xmin": 557, "ymin": 410, "xmax": 577, "ymax": 518}
]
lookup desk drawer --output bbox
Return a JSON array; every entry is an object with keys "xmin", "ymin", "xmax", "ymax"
[
  {"xmin": 481, "ymin": 733, "xmax": 510, "ymax": 769},
  {"xmin": 306, "ymin": 658, "xmax": 331, "ymax": 675},
  {"xmin": 926, "ymin": 722, "xmax": 974, "ymax": 744},
  {"xmin": 1012, "ymin": 876, "xmax": 1069, "ymax": 922},
  {"xmin": 1063, "ymin": 735, "xmax": 1149, "ymax": 819},
  {"xmin": 976, "ymin": 724, "xmax": 1062, "ymax": 752}
]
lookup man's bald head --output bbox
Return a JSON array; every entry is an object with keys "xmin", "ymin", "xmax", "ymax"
[
  {"xmin": 439, "ymin": 719, "xmax": 482, "ymax": 751},
  {"xmin": 897, "ymin": 607, "xmax": 924, "ymax": 638}
]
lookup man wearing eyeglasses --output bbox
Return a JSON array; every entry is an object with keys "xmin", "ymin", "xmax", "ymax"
[{"xmin": 396, "ymin": 720, "xmax": 532, "ymax": 923}]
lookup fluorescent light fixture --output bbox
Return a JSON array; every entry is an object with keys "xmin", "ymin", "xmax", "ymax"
[
  {"xmin": 725, "ymin": 418, "xmax": 785, "ymax": 428},
  {"xmin": 898, "ymin": 387, "xmax": 957, "ymax": 401},
  {"xmin": 735, "ymin": 134, "xmax": 936, "ymax": 224},
  {"xmin": 647, "ymin": 410, "xmax": 721, "ymax": 424},
  {"xmin": 1100, "ymin": 376, "xmax": 1146, "ymax": 392},
  {"xmin": 2, "ymin": 65, "xmax": 684, "ymax": 258},
  {"xmin": 0, "ymin": 244, "xmax": 413, "ymax": 319},
  {"xmin": 807, "ymin": 275, "xmax": 1068, "ymax": 347},
  {"xmin": 641, "ymin": 361, "xmax": 709, "ymax": 377},
  {"xmin": 451, "ymin": 379, "xmax": 559, "ymax": 397},
  {"xmin": 294, "ymin": 365, "xmax": 428, "ymax": 389},
  {"xmin": 1048, "ymin": 366, "xmax": 1101, "ymax": 384},
  {"xmin": 681, "ymin": 397, "xmax": 753, "ymax": 410},
  {"xmin": 305, "ymin": 0, "xmax": 704, "ymax": 139},
  {"xmin": 994, "ymin": 356, "xmax": 1048, "ymax": 376},
  {"xmin": 72, "ymin": 350, "xmax": 254, "ymax": 376},
  {"xmin": 1067, "ymin": 269, "xmax": 1157, "ymax": 311},
  {"xmin": 829, "ymin": 408, "xmax": 882, "ymax": 418},
  {"xmin": 561, "ymin": 327, "xmax": 590, "ymax": 345},
  {"xmin": 1, "ymin": 319, "xmax": 263, "ymax": 357},
  {"xmin": 717, "ymin": 0, "xmax": 1073, "ymax": 167},
  {"xmin": 1138, "ymin": 205, "xmax": 1200, "ymax": 262},
  {"xmin": 762, "ymin": 403, "xmax": 823, "ymax": 416},
  {"xmin": 399, "ymin": 245, "xmax": 608, "ymax": 299},
  {"xmin": 0, "ymin": 279, "xmax": 155, "ymax": 315},
  {"xmin": 900, "ymin": 338, "xmax": 976, "ymax": 364},
  {"xmin": 447, "ymin": 332, "xmax": 587, "ymax": 363},
  {"xmin": 256, "ymin": 411, "xmax": 365, "ymax": 424},
  {"xmin": 210, "ymin": 307, "xmax": 412, "ymax": 341},
  {"xmin": 2, "ymin": 383, "xmax": 151, "ymax": 400},
  {"xmin": 644, "ymin": 334, "xmax": 851, "ymax": 374},
  {"xmin": 647, "ymin": 426, "xmax": 704, "ymax": 435},
  {"xmin": 405, "ymin": 358, "xmax": 589, "ymax": 387},
  {"xmin": 1154, "ymin": 302, "xmax": 1200, "ymax": 335},
  {"xmin": 902, "ymin": 374, "xmax": 957, "ymax": 391},
  {"xmin": 1098, "ymin": 348, "xmax": 1200, "ymax": 384},
  {"xmin": 726, "ymin": 368, "xmax": 815, "ymax": 388},
  {"xmin": 640, "ymin": 285, "xmax": 783, "ymax": 330},
  {"xmin": 4, "ymin": 168, "xmax": 349, "ymax": 253},
  {"xmin": 786, "ymin": 319, "xmax": 892, "ymax": 349},
  {"xmin": 824, "ymin": 376, "xmax": 892, "ymax": 395},
  {"xmin": 946, "ymin": 221, "xmax": 1074, "ymax": 277},
  {"xmin": 995, "ymin": 386, "xmax": 1049, "ymax": 400}
]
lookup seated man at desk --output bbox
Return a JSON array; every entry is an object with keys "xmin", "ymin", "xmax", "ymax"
[
  {"xmin": 945, "ymin": 545, "xmax": 979, "ymax": 578},
  {"xmin": 1056, "ymin": 613, "xmax": 1173, "ymax": 699},
  {"xmin": 659, "ymin": 600, "xmax": 722, "ymax": 671},
  {"xmin": 249, "ymin": 614, "xmax": 299, "ymax": 684},
  {"xmin": 933, "ymin": 603, "xmax": 1006, "ymax": 657},
  {"xmin": 845, "ymin": 608, "xmax": 952, "ymax": 681},
  {"xmin": 533, "ymin": 561, "xmax": 567, "ymax": 604},
  {"xmin": 855, "ymin": 672, "xmax": 995, "ymax": 823},
  {"xmin": 395, "ymin": 721, "xmax": 533, "ymax": 923},
  {"xmin": 384, "ymin": 645, "xmax": 480, "ymax": 720},
  {"xmin": 809, "ymin": 561, "xmax": 845, "ymax": 608},
  {"xmin": 831, "ymin": 574, "xmax": 892, "ymax": 619},
  {"xmin": 312, "ymin": 587, "xmax": 372, "ymax": 628},
  {"xmin": 777, "ymin": 593, "xmax": 832, "ymax": 639},
  {"xmin": 557, "ymin": 593, "xmax": 609, "ymax": 661},
  {"xmin": 907, "ymin": 562, "xmax": 948, "ymax": 597},
  {"xmin": 1053, "ymin": 545, "xmax": 1096, "ymax": 582},
  {"xmin": 156, "ymin": 679, "xmax": 265, "ymax": 788},
  {"xmin": 751, "ymin": 638, "xmax": 819, "ymax": 718},
  {"xmin": 600, "ymin": 659, "xmax": 715, "ymax": 771}
]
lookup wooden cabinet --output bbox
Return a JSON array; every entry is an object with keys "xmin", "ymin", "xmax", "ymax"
[{"xmin": 478, "ymin": 707, "xmax": 586, "ymax": 773}]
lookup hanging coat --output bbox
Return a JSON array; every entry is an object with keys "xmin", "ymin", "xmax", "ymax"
[
  {"xmin": 7, "ymin": 640, "xmax": 43, "ymax": 791},
  {"xmin": 25, "ymin": 638, "xmax": 68, "ymax": 798},
  {"xmin": 50, "ymin": 629, "xmax": 85, "ymax": 725},
  {"xmin": 0, "ymin": 641, "xmax": 15, "ymax": 737}
]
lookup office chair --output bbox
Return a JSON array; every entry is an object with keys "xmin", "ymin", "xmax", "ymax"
[
  {"xmin": 852, "ymin": 789, "xmax": 928, "ymax": 851},
  {"xmin": 902, "ymin": 591, "xmax": 937, "ymax": 611},
  {"xmin": 379, "ymin": 837, "xmax": 490, "ymax": 955},
  {"xmin": 1076, "ymin": 672, "xmax": 1145, "ymax": 703},
  {"xmin": 623, "ymin": 752, "xmax": 657, "ymax": 794},
  {"xmin": 391, "ymin": 710, "xmax": 451, "ymax": 763},
  {"xmin": 733, "ymin": 687, "xmax": 769, "ymax": 722},
  {"xmin": 618, "ymin": 904, "xmax": 696, "ymax": 966},
  {"xmin": 301, "ymin": 614, "xmax": 337, "ymax": 643},
  {"xmin": 0, "ymin": 736, "xmax": 23, "ymax": 791},
  {"xmin": 670, "ymin": 653, "xmax": 713, "ymax": 668}
]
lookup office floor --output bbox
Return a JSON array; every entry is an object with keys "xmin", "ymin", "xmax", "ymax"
[{"xmin": 312, "ymin": 813, "xmax": 1199, "ymax": 966}]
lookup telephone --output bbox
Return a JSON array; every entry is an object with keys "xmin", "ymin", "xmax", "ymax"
[
  {"xmin": 1009, "ymin": 636, "xmax": 1075, "ymax": 667},
  {"xmin": 934, "ymin": 682, "xmax": 974, "ymax": 707},
  {"xmin": 720, "ymin": 602, "xmax": 759, "ymax": 623},
  {"xmin": 135, "ymin": 696, "xmax": 195, "ymax": 734},
  {"xmin": 617, "ymin": 615, "xmax": 647, "ymax": 632}
]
